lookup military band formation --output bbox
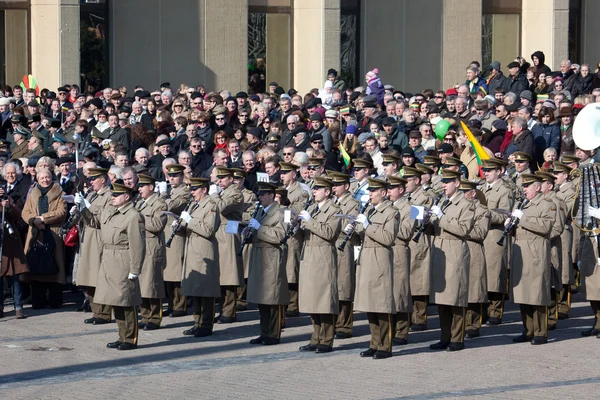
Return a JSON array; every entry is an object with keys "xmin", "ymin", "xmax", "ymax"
[{"xmin": 71, "ymin": 149, "xmax": 600, "ymax": 359}]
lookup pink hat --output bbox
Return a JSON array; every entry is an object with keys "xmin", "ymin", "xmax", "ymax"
[{"xmin": 366, "ymin": 68, "xmax": 379, "ymax": 84}]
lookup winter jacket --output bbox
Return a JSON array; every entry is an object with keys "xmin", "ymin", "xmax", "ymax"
[
  {"xmin": 508, "ymin": 72, "xmax": 528, "ymax": 96},
  {"xmin": 504, "ymin": 129, "xmax": 534, "ymax": 161},
  {"xmin": 487, "ymin": 72, "xmax": 510, "ymax": 96},
  {"xmin": 562, "ymin": 70, "xmax": 584, "ymax": 99},
  {"xmin": 531, "ymin": 51, "xmax": 552, "ymax": 77},
  {"xmin": 531, "ymin": 122, "xmax": 561, "ymax": 165}
]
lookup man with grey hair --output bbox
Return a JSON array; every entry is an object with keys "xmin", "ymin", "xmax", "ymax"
[
  {"xmin": 134, "ymin": 148, "xmax": 150, "ymax": 167},
  {"xmin": 561, "ymin": 59, "xmax": 583, "ymax": 98},
  {"xmin": 2, "ymin": 161, "xmax": 28, "ymax": 203}
]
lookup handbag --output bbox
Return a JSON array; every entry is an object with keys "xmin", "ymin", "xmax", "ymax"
[
  {"xmin": 64, "ymin": 225, "xmax": 79, "ymax": 247},
  {"xmin": 26, "ymin": 227, "xmax": 59, "ymax": 275}
]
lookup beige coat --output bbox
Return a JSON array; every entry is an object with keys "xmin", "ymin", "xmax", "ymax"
[
  {"xmin": 241, "ymin": 188, "xmax": 258, "ymax": 278},
  {"xmin": 77, "ymin": 185, "xmax": 112, "ymax": 287},
  {"xmin": 137, "ymin": 194, "xmax": 167, "ymax": 299},
  {"xmin": 545, "ymin": 191, "xmax": 566, "ymax": 289},
  {"xmin": 212, "ymin": 184, "xmax": 244, "ymax": 286},
  {"xmin": 556, "ymin": 181, "xmax": 576, "ymax": 285},
  {"xmin": 354, "ymin": 200, "xmax": 399, "ymax": 313},
  {"xmin": 181, "ymin": 195, "xmax": 221, "ymax": 297},
  {"xmin": 482, "ymin": 180, "xmax": 514, "ymax": 293},
  {"xmin": 285, "ymin": 181, "xmax": 310, "ymax": 284},
  {"xmin": 392, "ymin": 196, "xmax": 414, "ymax": 313},
  {"xmin": 94, "ymin": 202, "xmax": 146, "ymax": 307},
  {"xmin": 510, "ymin": 193, "xmax": 554, "ymax": 306},
  {"xmin": 22, "ymin": 183, "xmax": 67, "ymax": 284},
  {"xmin": 580, "ymin": 235, "xmax": 600, "ymax": 300},
  {"xmin": 298, "ymin": 199, "xmax": 341, "ymax": 314},
  {"xmin": 247, "ymin": 202, "xmax": 289, "ymax": 305},
  {"xmin": 408, "ymin": 185, "xmax": 435, "ymax": 296},
  {"xmin": 429, "ymin": 191, "xmax": 474, "ymax": 307},
  {"xmin": 466, "ymin": 201, "xmax": 490, "ymax": 303},
  {"xmin": 163, "ymin": 184, "xmax": 191, "ymax": 282},
  {"xmin": 335, "ymin": 192, "xmax": 359, "ymax": 302}
]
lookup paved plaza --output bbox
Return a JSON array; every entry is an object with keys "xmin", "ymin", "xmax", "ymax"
[{"xmin": 1, "ymin": 293, "xmax": 599, "ymax": 400}]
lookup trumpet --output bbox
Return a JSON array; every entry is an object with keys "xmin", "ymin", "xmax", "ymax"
[
  {"xmin": 338, "ymin": 200, "xmax": 370, "ymax": 251},
  {"xmin": 497, "ymin": 196, "xmax": 528, "ymax": 246},
  {"xmin": 166, "ymin": 198, "xmax": 195, "ymax": 248},
  {"xmin": 237, "ymin": 201, "xmax": 262, "ymax": 256},
  {"xmin": 281, "ymin": 197, "xmax": 313, "ymax": 244},
  {"xmin": 412, "ymin": 196, "xmax": 447, "ymax": 243}
]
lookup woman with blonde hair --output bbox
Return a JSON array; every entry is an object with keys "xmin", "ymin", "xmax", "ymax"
[
  {"xmin": 341, "ymin": 124, "xmax": 359, "ymax": 159},
  {"xmin": 171, "ymin": 97, "xmax": 189, "ymax": 119}
]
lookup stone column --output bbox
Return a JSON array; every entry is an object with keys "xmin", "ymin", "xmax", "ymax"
[
  {"xmin": 266, "ymin": 14, "xmax": 291, "ymax": 91},
  {"xmin": 293, "ymin": 0, "xmax": 340, "ymax": 94},
  {"xmin": 441, "ymin": 0, "xmax": 482, "ymax": 90},
  {"xmin": 30, "ymin": 0, "xmax": 80, "ymax": 90},
  {"xmin": 4, "ymin": 10, "xmax": 29, "ymax": 86},
  {"xmin": 521, "ymin": 0, "xmax": 568, "ymax": 70}
]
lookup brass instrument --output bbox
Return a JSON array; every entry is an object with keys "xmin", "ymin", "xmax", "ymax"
[
  {"xmin": 281, "ymin": 197, "xmax": 313, "ymax": 244},
  {"xmin": 497, "ymin": 196, "xmax": 528, "ymax": 246},
  {"xmin": 166, "ymin": 198, "xmax": 195, "ymax": 248},
  {"xmin": 237, "ymin": 201, "xmax": 262, "ymax": 256},
  {"xmin": 337, "ymin": 200, "xmax": 370, "ymax": 251}
]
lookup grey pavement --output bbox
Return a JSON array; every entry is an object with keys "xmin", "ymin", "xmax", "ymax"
[{"xmin": 1, "ymin": 293, "xmax": 599, "ymax": 400}]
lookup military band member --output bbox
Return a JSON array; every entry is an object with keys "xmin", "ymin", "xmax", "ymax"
[
  {"xmin": 562, "ymin": 154, "xmax": 582, "ymax": 293},
  {"xmin": 297, "ymin": 177, "xmax": 341, "ymax": 354},
  {"xmin": 329, "ymin": 172, "xmax": 359, "ymax": 339},
  {"xmin": 77, "ymin": 182, "xmax": 146, "ymax": 350},
  {"xmin": 352, "ymin": 178, "xmax": 398, "ymax": 359},
  {"xmin": 212, "ymin": 167, "xmax": 245, "ymax": 323},
  {"xmin": 233, "ymin": 167, "xmax": 258, "ymax": 312},
  {"xmin": 415, "ymin": 163, "xmax": 437, "ymax": 196},
  {"xmin": 179, "ymin": 178, "xmax": 221, "ymax": 338},
  {"xmin": 387, "ymin": 175, "xmax": 414, "ymax": 346},
  {"xmin": 307, "ymin": 158, "xmax": 325, "ymax": 188},
  {"xmin": 76, "ymin": 167, "xmax": 113, "ymax": 325},
  {"xmin": 441, "ymin": 156, "xmax": 467, "ymax": 179},
  {"xmin": 382, "ymin": 153, "xmax": 401, "ymax": 178},
  {"xmin": 423, "ymin": 155, "xmax": 442, "ymax": 193},
  {"xmin": 280, "ymin": 161, "xmax": 310, "ymax": 317},
  {"xmin": 245, "ymin": 182, "xmax": 289, "ymax": 345},
  {"xmin": 136, "ymin": 174, "xmax": 168, "ymax": 330},
  {"xmin": 405, "ymin": 166, "xmax": 435, "ymax": 331},
  {"xmin": 481, "ymin": 158, "xmax": 514, "ymax": 325},
  {"xmin": 163, "ymin": 164, "xmax": 191, "ymax": 317},
  {"xmin": 535, "ymin": 171, "xmax": 567, "ymax": 331},
  {"xmin": 349, "ymin": 158, "xmax": 373, "ymax": 206},
  {"xmin": 510, "ymin": 174, "xmax": 554, "ymax": 345},
  {"xmin": 553, "ymin": 162, "xmax": 576, "ymax": 318},
  {"xmin": 460, "ymin": 180, "xmax": 490, "ymax": 338},
  {"xmin": 428, "ymin": 170, "xmax": 475, "ymax": 351},
  {"xmin": 512, "ymin": 152, "xmax": 532, "ymax": 193}
]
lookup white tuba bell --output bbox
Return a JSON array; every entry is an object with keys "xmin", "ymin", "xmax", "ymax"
[{"xmin": 573, "ymin": 103, "xmax": 600, "ymax": 151}]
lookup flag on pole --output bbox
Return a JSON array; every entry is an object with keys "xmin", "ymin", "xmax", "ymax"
[{"xmin": 460, "ymin": 121, "xmax": 489, "ymax": 165}]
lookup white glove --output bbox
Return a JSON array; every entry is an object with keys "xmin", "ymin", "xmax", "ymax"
[
  {"xmin": 83, "ymin": 198, "xmax": 91, "ymax": 208},
  {"xmin": 298, "ymin": 210, "xmax": 311, "ymax": 222},
  {"xmin": 69, "ymin": 205, "xmax": 77, "ymax": 216},
  {"xmin": 74, "ymin": 192, "xmax": 83, "ymax": 206},
  {"xmin": 157, "ymin": 181, "xmax": 168, "ymax": 194},
  {"xmin": 209, "ymin": 184, "xmax": 220, "ymax": 195},
  {"xmin": 356, "ymin": 214, "xmax": 370, "ymax": 228},
  {"xmin": 344, "ymin": 223, "xmax": 354, "ymax": 234},
  {"xmin": 128, "ymin": 273, "xmax": 138, "ymax": 280},
  {"xmin": 180, "ymin": 211, "xmax": 192, "ymax": 223},
  {"xmin": 248, "ymin": 218, "xmax": 261, "ymax": 230},
  {"xmin": 511, "ymin": 209, "xmax": 524, "ymax": 219},
  {"xmin": 430, "ymin": 205, "xmax": 443, "ymax": 218},
  {"xmin": 589, "ymin": 206, "xmax": 600, "ymax": 219},
  {"xmin": 504, "ymin": 218, "xmax": 512, "ymax": 228}
]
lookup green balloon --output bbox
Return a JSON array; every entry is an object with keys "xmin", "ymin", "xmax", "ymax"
[{"xmin": 434, "ymin": 119, "xmax": 451, "ymax": 140}]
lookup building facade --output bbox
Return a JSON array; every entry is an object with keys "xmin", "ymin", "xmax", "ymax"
[{"xmin": 1, "ymin": 0, "xmax": 598, "ymax": 94}]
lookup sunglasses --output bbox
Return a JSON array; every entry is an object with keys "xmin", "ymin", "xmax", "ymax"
[
  {"xmin": 307, "ymin": 166, "xmax": 319, "ymax": 171},
  {"xmin": 174, "ymin": 104, "xmax": 183, "ymax": 107},
  {"xmin": 197, "ymin": 120, "xmax": 207, "ymax": 124},
  {"xmin": 216, "ymin": 117, "xmax": 225, "ymax": 121},
  {"xmin": 312, "ymin": 141, "xmax": 323, "ymax": 145},
  {"xmin": 514, "ymin": 160, "xmax": 527, "ymax": 163},
  {"xmin": 111, "ymin": 192, "xmax": 125, "ymax": 197},
  {"xmin": 191, "ymin": 145, "xmax": 202, "ymax": 148},
  {"xmin": 263, "ymin": 120, "xmax": 271, "ymax": 124},
  {"xmin": 283, "ymin": 152, "xmax": 293, "ymax": 156},
  {"xmin": 192, "ymin": 102, "xmax": 201, "ymax": 105},
  {"xmin": 434, "ymin": 96, "xmax": 444, "ymax": 99}
]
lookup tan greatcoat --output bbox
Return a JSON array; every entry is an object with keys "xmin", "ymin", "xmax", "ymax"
[
  {"xmin": 298, "ymin": 198, "xmax": 341, "ymax": 314},
  {"xmin": 429, "ymin": 191, "xmax": 475, "ymax": 307},
  {"xmin": 212, "ymin": 184, "xmax": 244, "ymax": 286},
  {"xmin": 94, "ymin": 202, "xmax": 146, "ymax": 307},
  {"xmin": 77, "ymin": 185, "xmax": 112, "ymax": 287},
  {"xmin": 247, "ymin": 202, "xmax": 289, "ymax": 305},
  {"xmin": 284, "ymin": 181, "xmax": 310, "ymax": 284},
  {"xmin": 510, "ymin": 193, "xmax": 554, "ymax": 306},
  {"xmin": 408, "ymin": 185, "xmax": 435, "ymax": 296},
  {"xmin": 545, "ymin": 191, "xmax": 566, "ymax": 289},
  {"xmin": 241, "ymin": 188, "xmax": 258, "ymax": 278},
  {"xmin": 466, "ymin": 201, "xmax": 490, "ymax": 303},
  {"xmin": 22, "ymin": 183, "xmax": 67, "ymax": 284},
  {"xmin": 392, "ymin": 196, "xmax": 414, "ymax": 313},
  {"xmin": 163, "ymin": 184, "xmax": 191, "ymax": 282},
  {"xmin": 556, "ymin": 181, "xmax": 575, "ymax": 285},
  {"xmin": 335, "ymin": 192, "xmax": 359, "ymax": 302},
  {"xmin": 580, "ymin": 235, "xmax": 600, "ymax": 300},
  {"xmin": 482, "ymin": 179, "xmax": 514, "ymax": 293},
  {"xmin": 137, "ymin": 193, "xmax": 167, "ymax": 299},
  {"xmin": 181, "ymin": 195, "xmax": 221, "ymax": 297},
  {"xmin": 354, "ymin": 200, "xmax": 399, "ymax": 314}
]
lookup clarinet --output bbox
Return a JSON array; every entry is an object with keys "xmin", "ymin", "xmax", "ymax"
[
  {"xmin": 166, "ymin": 198, "xmax": 195, "ymax": 248},
  {"xmin": 237, "ymin": 201, "xmax": 262, "ymax": 256},
  {"xmin": 338, "ymin": 200, "xmax": 371, "ymax": 251},
  {"xmin": 281, "ymin": 197, "xmax": 313, "ymax": 244},
  {"xmin": 497, "ymin": 196, "xmax": 528, "ymax": 246},
  {"xmin": 412, "ymin": 196, "xmax": 446, "ymax": 243}
]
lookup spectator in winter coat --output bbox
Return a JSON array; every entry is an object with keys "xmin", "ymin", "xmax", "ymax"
[
  {"xmin": 465, "ymin": 66, "xmax": 488, "ymax": 96},
  {"xmin": 531, "ymin": 51, "xmax": 552, "ymax": 78},
  {"xmin": 365, "ymin": 68, "xmax": 385, "ymax": 105},
  {"xmin": 560, "ymin": 59, "xmax": 584, "ymax": 99},
  {"xmin": 507, "ymin": 61, "xmax": 528, "ymax": 96},
  {"xmin": 381, "ymin": 117, "xmax": 408, "ymax": 152},
  {"xmin": 532, "ymin": 106, "xmax": 561, "ymax": 166},
  {"xmin": 503, "ymin": 116, "xmax": 534, "ymax": 161},
  {"xmin": 487, "ymin": 61, "xmax": 510, "ymax": 96}
]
